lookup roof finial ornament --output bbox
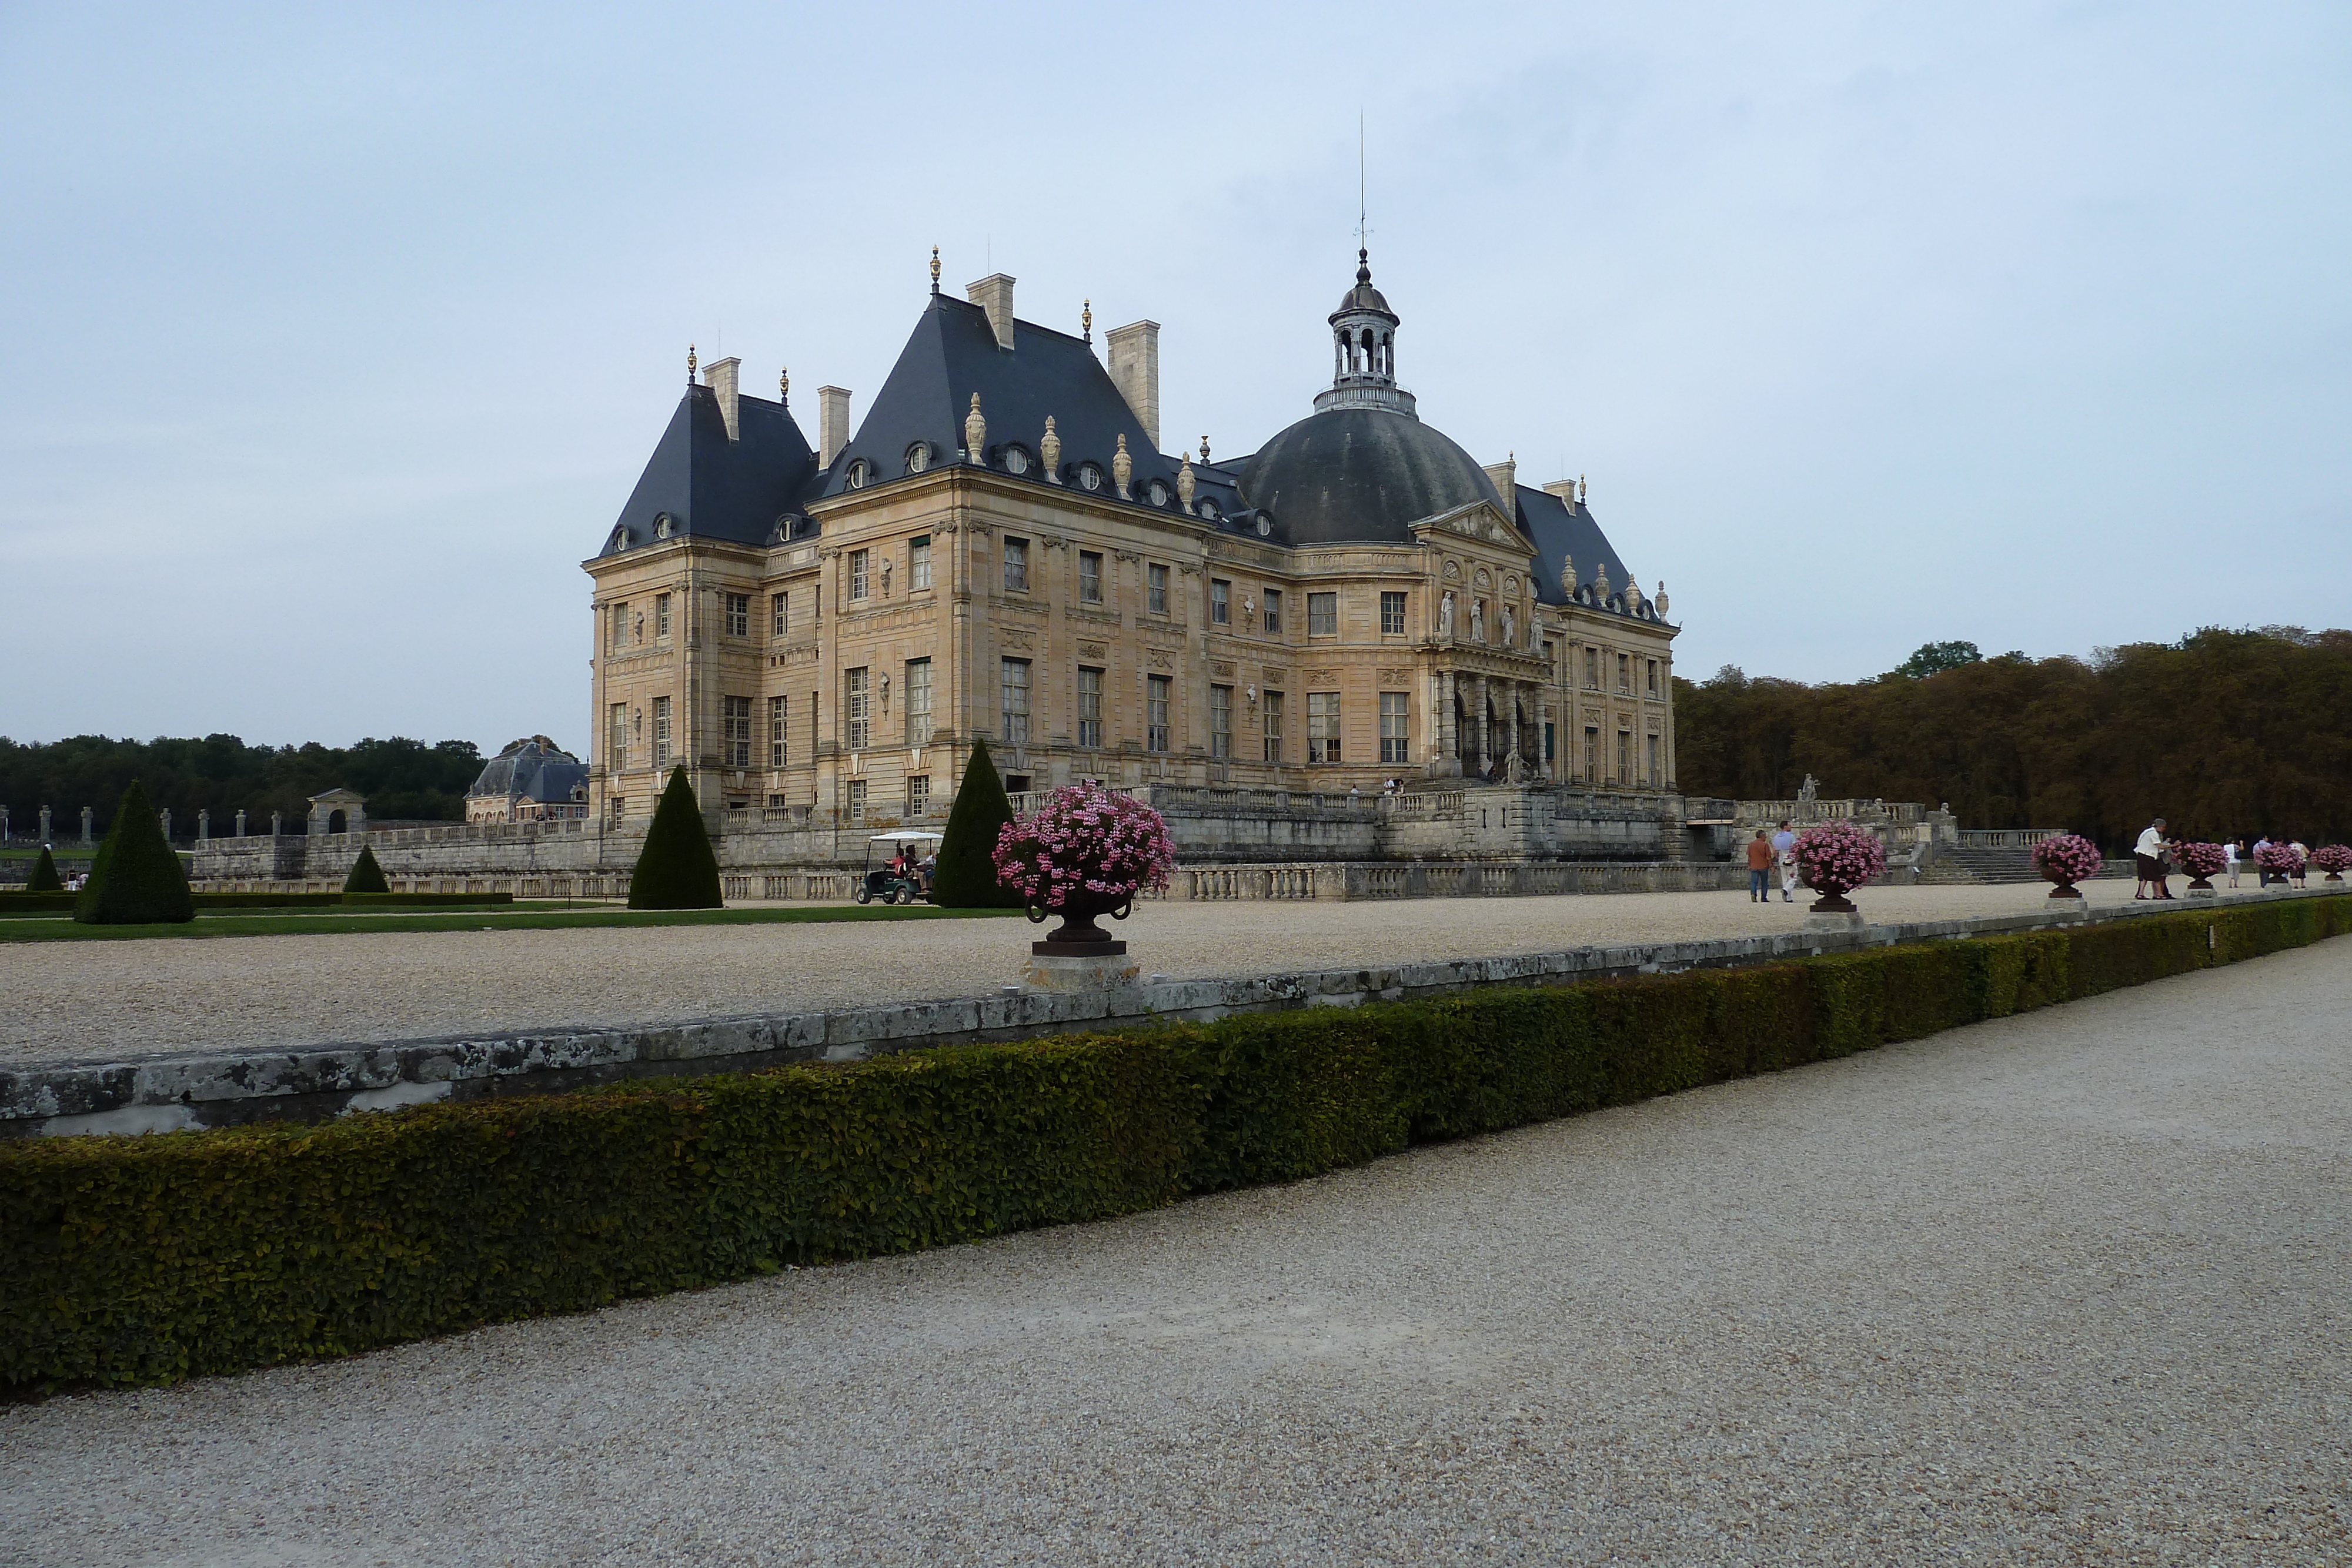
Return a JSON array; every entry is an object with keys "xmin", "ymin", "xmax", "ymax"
[
  {"xmin": 778, "ymin": 365, "xmax": 789, "ymax": 406},
  {"xmin": 1112, "ymin": 432, "xmax": 1133, "ymax": 500},
  {"xmin": 1081, "ymin": 299, "xmax": 1092, "ymax": 344},
  {"xmin": 929, "ymin": 246, "xmax": 940, "ymax": 294},
  {"xmin": 1200, "ymin": 436, "xmax": 1211, "ymax": 464},
  {"xmin": 686, "ymin": 343, "xmax": 697, "ymax": 382},
  {"xmin": 1041, "ymin": 415, "xmax": 1061, "ymax": 483},
  {"xmin": 964, "ymin": 393, "xmax": 986, "ymax": 463}
]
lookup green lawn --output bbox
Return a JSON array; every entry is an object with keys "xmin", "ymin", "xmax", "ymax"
[{"xmin": 0, "ymin": 904, "xmax": 1026, "ymax": 942}]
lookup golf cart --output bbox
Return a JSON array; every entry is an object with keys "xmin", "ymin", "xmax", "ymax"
[{"xmin": 854, "ymin": 830, "xmax": 942, "ymax": 905}]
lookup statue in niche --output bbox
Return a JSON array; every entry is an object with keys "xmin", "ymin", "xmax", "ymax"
[
  {"xmin": 1798, "ymin": 773, "xmax": 1819, "ymax": 804},
  {"xmin": 1469, "ymin": 599, "xmax": 1484, "ymax": 643},
  {"xmin": 1501, "ymin": 604, "xmax": 1516, "ymax": 648},
  {"xmin": 1439, "ymin": 590, "xmax": 1455, "ymax": 638}
]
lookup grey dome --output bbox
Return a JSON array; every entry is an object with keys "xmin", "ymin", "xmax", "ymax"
[{"xmin": 1238, "ymin": 407, "xmax": 1506, "ymax": 546}]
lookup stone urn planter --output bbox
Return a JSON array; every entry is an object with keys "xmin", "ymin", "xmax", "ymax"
[
  {"xmin": 1025, "ymin": 887, "xmax": 1135, "ymax": 955},
  {"xmin": 2311, "ymin": 845, "xmax": 2352, "ymax": 883},
  {"xmin": 2030, "ymin": 833, "xmax": 2103, "ymax": 900},
  {"xmin": 1792, "ymin": 822, "xmax": 1885, "ymax": 932},
  {"xmin": 2175, "ymin": 841, "xmax": 2227, "ymax": 898},
  {"xmin": 994, "ymin": 783, "xmax": 1176, "ymax": 991}
]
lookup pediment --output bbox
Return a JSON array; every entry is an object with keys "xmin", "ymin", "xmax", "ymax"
[{"xmin": 1415, "ymin": 500, "xmax": 1526, "ymax": 553}]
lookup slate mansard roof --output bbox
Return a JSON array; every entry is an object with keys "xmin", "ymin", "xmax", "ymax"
[
  {"xmin": 600, "ymin": 382, "xmax": 818, "ymax": 555},
  {"xmin": 469, "ymin": 737, "xmax": 589, "ymax": 805},
  {"xmin": 1236, "ymin": 407, "xmax": 1505, "ymax": 549}
]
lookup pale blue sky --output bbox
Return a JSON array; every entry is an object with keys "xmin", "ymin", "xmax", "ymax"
[{"xmin": 4, "ymin": 2, "xmax": 2346, "ymax": 751}]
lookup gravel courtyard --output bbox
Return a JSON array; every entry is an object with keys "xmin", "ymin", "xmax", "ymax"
[
  {"xmin": 5, "ymin": 938, "xmax": 2347, "ymax": 1565},
  {"xmin": 0, "ymin": 878, "xmax": 2281, "ymax": 1068}
]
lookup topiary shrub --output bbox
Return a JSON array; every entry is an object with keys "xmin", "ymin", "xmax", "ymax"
[
  {"xmin": 25, "ymin": 846, "xmax": 64, "ymax": 894},
  {"xmin": 74, "ymin": 781, "xmax": 193, "ymax": 925},
  {"xmin": 627, "ymin": 767, "xmax": 723, "ymax": 910},
  {"xmin": 932, "ymin": 740, "xmax": 1022, "ymax": 908},
  {"xmin": 341, "ymin": 844, "xmax": 390, "ymax": 895}
]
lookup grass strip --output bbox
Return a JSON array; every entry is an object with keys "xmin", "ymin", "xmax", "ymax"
[{"xmin": 0, "ymin": 904, "xmax": 1025, "ymax": 942}]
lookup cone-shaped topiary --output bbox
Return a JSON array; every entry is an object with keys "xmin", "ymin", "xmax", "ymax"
[
  {"xmin": 627, "ymin": 766, "xmax": 724, "ymax": 910},
  {"xmin": 26, "ymin": 845, "xmax": 65, "ymax": 893},
  {"xmin": 931, "ymin": 739, "xmax": 1023, "ymax": 908},
  {"xmin": 75, "ymin": 780, "xmax": 194, "ymax": 924},
  {"xmin": 342, "ymin": 844, "xmax": 390, "ymax": 895}
]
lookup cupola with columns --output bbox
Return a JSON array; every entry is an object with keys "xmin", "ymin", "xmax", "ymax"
[{"xmin": 1314, "ymin": 249, "xmax": 1415, "ymax": 418}]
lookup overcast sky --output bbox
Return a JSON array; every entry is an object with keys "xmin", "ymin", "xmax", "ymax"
[{"xmin": 4, "ymin": 3, "xmax": 2346, "ymax": 754}]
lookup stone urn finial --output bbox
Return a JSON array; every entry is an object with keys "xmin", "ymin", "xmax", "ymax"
[
  {"xmin": 1041, "ymin": 416, "xmax": 1061, "ymax": 483},
  {"xmin": 1177, "ymin": 453, "xmax": 1196, "ymax": 509},
  {"xmin": 1561, "ymin": 553, "xmax": 1578, "ymax": 596},
  {"xmin": 1595, "ymin": 559, "xmax": 1612, "ymax": 601},
  {"xmin": 1626, "ymin": 579, "xmax": 1644, "ymax": 615},
  {"xmin": 1112, "ymin": 433, "xmax": 1132, "ymax": 499},
  {"xmin": 1656, "ymin": 580, "xmax": 1669, "ymax": 617},
  {"xmin": 964, "ymin": 393, "xmax": 986, "ymax": 462}
]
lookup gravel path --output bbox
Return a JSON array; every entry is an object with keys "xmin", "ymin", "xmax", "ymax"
[
  {"xmin": 5, "ymin": 938, "xmax": 2348, "ymax": 1565},
  {"xmin": 0, "ymin": 879, "xmax": 2280, "ymax": 1068}
]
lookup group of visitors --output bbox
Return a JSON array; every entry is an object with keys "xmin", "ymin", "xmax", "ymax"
[
  {"xmin": 1745, "ymin": 820, "xmax": 1800, "ymax": 903},
  {"xmin": 2133, "ymin": 818, "xmax": 2311, "ymax": 898}
]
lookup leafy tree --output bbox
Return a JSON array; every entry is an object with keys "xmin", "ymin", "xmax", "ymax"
[
  {"xmin": 1888, "ymin": 641, "xmax": 1984, "ymax": 680},
  {"xmin": 26, "ymin": 845, "xmax": 63, "ymax": 892},
  {"xmin": 626, "ymin": 767, "xmax": 723, "ymax": 910},
  {"xmin": 342, "ymin": 844, "xmax": 390, "ymax": 894},
  {"xmin": 75, "ymin": 780, "xmax": 193, "ymax": 924},
  {"xmin": 933, "ymin": 740, "xmax": 1022, "ymax": 908}
]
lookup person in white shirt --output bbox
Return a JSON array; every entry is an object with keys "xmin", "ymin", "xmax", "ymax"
[
  {"xmin": 2253, "ymin": 835, "xmax": 2273, "ymax": 887},
  {"xmin": 2225, "ymin": 838, "xmax": 2242, "ymax": 888},
  {"xmin": 1772, "ymin": 821, "xmax": 1798, "ymax": 903},
  {"xmin": 2290, "ymin": 840, "xmax": 2310, "ymax": 888},
  {"xmin": 2133, "ymin": 818, "xmax": 2170, "ymax": 900}
]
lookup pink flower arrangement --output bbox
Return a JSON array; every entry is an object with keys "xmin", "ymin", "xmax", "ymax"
[
  {"xmin": 1792, "ymin": 822, "xmax": 1886, "ymax": 902},
  {"xmin": 2174, "ymin": 841, "xmax": 2227, "ymax": 882},
  {"xmin": 2311, "ymin": 844, "xmax": 2352, "ymax": 880},
  {"xmin": 991, "ymin": 783, "xmax": 1177, "ymax": 911},
  {"xmin": 2030, "ymin": 833, "xmax": 2104, "ymax": 887},
  {"xmin": 2254, "ymin": 840, "xmax": 2301, "ymax": 875}
]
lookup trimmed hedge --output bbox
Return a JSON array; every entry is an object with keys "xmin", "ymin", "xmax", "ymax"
[
  {"xmin": 933, "ymin": 739, "xmax": 1021, "ymax": 908},
  {"xmin": 627, "ymin": 767, "xmax": 723, "ymax": 910},
  {"xmin": 26, "ymin": 846, "xmax": 64, "ymax": 893},
  {"xmin": 4, "ymin": 896, "xmax": 2345, "ymax": 1389},
  {"xmin": 342, "ymin": 845, "xmax": 390, "ymax": 894},
  {"xmin": 75, "ymin": 780, "xmax": 193, "ymax": 925}
]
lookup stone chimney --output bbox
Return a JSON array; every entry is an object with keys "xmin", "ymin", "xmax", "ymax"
[
  {"xmin": 702, "ymin": 356, "xmax": 741, "ymax": 442},
  {"xmin": 1105, "ymin": 320, "xmax": 1161, "ymax": 449},
  {"xmin": 1542, "ymin": 478, "xmax": 1578, "ymax": 510},
  {"xmin": 966, "ymin": 273, "xmax": 1015, "ymax": 352},
  {"xmin": 818, "ymin": 386, "xmax": 852, "ymax": 467},
  {"xmin": 1483, "ymin": 456, "xmax": 1516, "ymax": 510}
]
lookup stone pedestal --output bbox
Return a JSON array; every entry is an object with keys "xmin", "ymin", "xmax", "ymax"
[
  {"xmin": 1021, "ymin": 949, "xmax": 1141, "ymax": 992},
  {"xmin": 2185, "ymin": 885, "xmax": 2217, "ymax": 899},
  {"xmin": 1803, "ymin": 909, "xmax": 1868, "ymax": 935}
]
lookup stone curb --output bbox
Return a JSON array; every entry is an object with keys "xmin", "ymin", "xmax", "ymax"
[{"xmin": 4, "ymin": 886, "xmax": 2336, "ymax": 1139}]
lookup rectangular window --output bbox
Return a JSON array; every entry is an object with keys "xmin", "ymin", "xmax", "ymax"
[
  {"xmin": 724, "ymin": 594, "xmax": 749, "ymax": 638},
  {"xmin": 1210, "ymin": 685, "xmax": 1232, "ymax": 759},
  {"xmin": 910, "ymin": 535, "xmax": 932, "ymax": 591},
  {"xmin": 1380, "ymin": 590, "xmax": 1406, "ymax": 636},
  {"xmin": 1003, "ymin": 538, "xmax": 1029, "ymax": 593},
  {"xmin": 771, "ymin": 591, "xmax": 789, "ymax": 637},
  {"xmin": 1584, "ymin": 727, "xmax": 1599, "ymax": 783},
  {"xmin": 654, "ymin": 593, "xmax": 672, "ymax": 640},
  {"xmin": 1646, "ymin": 733, "xmax": 1662, "ymax": 784},
  {"xmin": 1584, "ymin": 647, "xmax": 1599, "ymax": 689},
  {"xmin": 1545, "ymin": 723, "xmax": 1556, "ymax": 763},
  {"xmin": 1307, "ymin": 691, "xmax": 1341, "ymax": 763},
  {"xmin": 1077, "ymin": 666, "xmax": 1104, "ymax": 749},
  {"xmin": 849, "ymin": 549, "xmax": 871, "ymax": 601},
  {"xmin": 652, "ymin": 695, "xmax": 671, "ymax": 768},
  {"xmin": 607, "ymin": 702, "xmax": 628, "ymax": 770},
  {"xmin": 767, "ymin": 694, "xmax": 787, "ymax": 767},
  {"xmin": 1147, "ymin": 674, "xmax": 1171, "ymax": 752},
  {"xmin": 907, "ymin": 775, "xmax": 931, "ymax": 817},
  {"xmin": 1263, "ymin": 589, "xmax": 1283, "ymax": 636},
  {"xmin": 1618, "ymin": 653, "xmax": 1631, "ymax": 693},
  {"xmin": 1000, "ymin": 658, "xmax": 1031, "ymax": 744},
  {"xmin": 1262, "ymin": 690, "xmax": 1285, "ymax": 763},
  {"xmin": 845, "ymin": 667, "xmax": 870, "ymax": 750},
  {"xmin": 846, "ymin": 778, "xmax": 867, "ymax": 822},
  {"xmin": 906, "ymin": 658, "xmax": 933, "ymax": 745},
  {"xmin": 1647, "ymin": 659, "xmax": 1660, "ymax": 697},
  {"xmin": 1211, "ymin": 578, "xmax": 1230, "ymax": 626},
  {"xmin": 1308, "ymin": 592, "xmax": 1337, "ymax": 636},
  {"xmin": 721, "ymin": 695, "xmax": 752, "ymax": 767},
  {"xmin": 1148, "ymin": 563, "xmax": 1168, "ymax": 616},
  {"xmin": 1079, "ymin": 550, "xmax": 1102, "ymax": 604},
  {"xmin": 610, "ymin": 601, "xmax": 630, "ymax": 650},
  {"xmin": 1617, "ymin": 729, "xmax": 1632, "ymax": 783},
  {"xmin": 1379, "ymin": 692, "xmax": 1410, "ymax": 764},
  {"xmin": 609, "ymin": 795, "xmax": 625, "ymax": 825}
]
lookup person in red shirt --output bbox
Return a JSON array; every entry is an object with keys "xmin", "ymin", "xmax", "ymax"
[{"xmin": 1746, "ymin": 830, "xmax": 1775, "ymax": 902}]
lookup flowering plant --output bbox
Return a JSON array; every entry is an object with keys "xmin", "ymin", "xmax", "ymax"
[
  {"xmin": 992, "ymin": 783, "xmax": 1177, "ymax": 912},
  {"xmin": 1792, "ymin": 822, "xmax": 1885, "ymax": 902},
  {"xmin": 2030, "ymin": 833, "xmax": 2104, "ymax": 888},
  {"xmin": 2254, "ymin": 840, "xmax": 2301, "ymax": 874},
  {"xmin": 2311, "ymin": 844, "xmax": 2352, "ymax": 878},
  {"xmin": 2174, "ymin": 841, "xmax": 2227, "ymax": 881}
]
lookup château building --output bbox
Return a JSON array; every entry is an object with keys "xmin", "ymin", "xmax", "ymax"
[{"xmin": 584, "ymin": 250, "xmax": 1678, "ymax": 827}]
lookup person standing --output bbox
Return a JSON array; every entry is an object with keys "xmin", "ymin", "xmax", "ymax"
[
  {"xmin": 1772, "ymin": 820, "xmax": 1799, "ymax": 903},
  {"xmin": 2134, "ymin": 817, "xmax": 2170, "ymax": 900},
  {"xmin": 1746, "ymin": 829, "xmax": 1775, "ymax": 902},
  {"xmin": 2225, "ymin": 837, "xmax": 2242, "ymax": 889},
  {"xmin": 2253, "ymin": 834, "xmax": 2273, "ymax": 887},
  {"xmin": 2290, "ymin": 839, "xmax": 2310, "ymax": 888}
]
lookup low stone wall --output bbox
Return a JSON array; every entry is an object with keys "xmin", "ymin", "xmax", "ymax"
[{"xmin": 9, "ymin": 885, "xmax": 2333, "ymax": 1140}]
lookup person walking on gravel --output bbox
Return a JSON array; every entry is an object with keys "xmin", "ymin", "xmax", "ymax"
[
  {"xmin": 1772, "ymin": 820, "xmax": 1799, "ymax": 902},
  {"xmin": 2226, "ymin": 837, "xmax": 2243, "ymax": 889},
  {"xmin": 1746, "ymin": 829, "xmax": 1775, "ymax": 902},
  {"xmin": 2134, "ymin": 817, "xmax": 2171, "ymax": 900}
]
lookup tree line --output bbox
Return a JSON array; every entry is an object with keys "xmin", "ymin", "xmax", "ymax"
[
  {"xmin": 1673, "ymin": 626, "xmax": 2352, "ymax": 852},
  {"xmin": 0, "ymin": 734, "xmax": 484, "ymax": 840}
]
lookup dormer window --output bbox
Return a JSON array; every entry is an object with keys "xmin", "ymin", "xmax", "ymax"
[
  {"xmin": 904, "ymin": 442, "xmax": 930, "ymax": 474},
  {"xmin": 1002, "ymin": 444, "xmax": 1032, "ymax": 476},
  {"xmin": 609, "ymin": 526, "xmax": 630, "ymax": 552},
  {"xmin": 846, "ymin": 459, "xmax": 871, "ymax": 489},
  {"xmin": 1145, "ymin": 478, "xmax": 1171, "ymax": 507},
  {"xmin": 1194, "ymin": 499, "xmax": 1219, "ymax": 520},
  {"xmin": 1076, "ymin": 462, "xmax": 1103, "ymax": 492},
  {"xmin": 654, "ymin": 513, "xmax": 675, "ymax": 539}
]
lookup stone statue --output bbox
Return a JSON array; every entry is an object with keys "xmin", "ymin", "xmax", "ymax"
[
  {"xmin": 1798, "ymin": 773, "xmax": 1819, "ymax": 804},
  {"xmin": 1176, "ymin": 454, "xmax": 1195, "ymax": 509},
  {"xmin": 1561, "ymin": 553, "xmax": 1578, "ymax": 596},
  {"xmin": 1469, "ymin": 599, "xmax": 1484, "ymax": 643},
  {"xmin": 1439, "ymin": 590, "xmax": 1455, "ymax": 638},
  {"xmin": 1501, "ymin": 604, "xmax": 1515, "ymax": 648},
  {"xmin": 1112, "ymin": 433, "xmax": 1133, "ymax": 499},
  {"xmin": 1041, "ymin": 416, "xmax": 1061, "ymax": 483},
  {"xmin": 964, "ymin": 393, "xmax": 986, "ymax": 461},
  {"xmin": 1506, "ymin": 751, "xmax": 1528, "ymax": 784}
]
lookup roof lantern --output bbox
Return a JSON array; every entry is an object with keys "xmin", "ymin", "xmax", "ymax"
[{"xmin": 1314, "ymin": 248, "xmax": 1415, "ymax": 418}]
